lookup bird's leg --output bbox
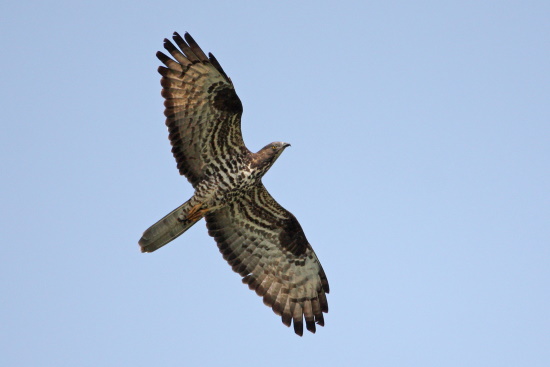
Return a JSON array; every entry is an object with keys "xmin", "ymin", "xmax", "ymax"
[
  {"xmin": 184, "ymin": 203, "xmax": 209, "ymax": 223},
  {"xmin": 182, "ymin": 180, "xmax": 222, "ymax": 223}
]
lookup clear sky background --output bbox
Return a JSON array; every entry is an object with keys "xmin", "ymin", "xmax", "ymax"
[{"xmin": 1, "ymin": 1, "xmax": 549, "ymax": 366}]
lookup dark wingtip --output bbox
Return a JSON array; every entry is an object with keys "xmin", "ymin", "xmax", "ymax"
[
  {"xmin": 315, "ymin": 313, "xmax": 325, "ymax": 327},
  {"xmin": 157, "ymin": 65, "xmax": 168, "ymax": 76},
  {"xmin": 306, "ymin": 320, "xmax": 316, "ymax": 334},
  {"xmin": 282, "ymin": 314, "xmax": 292, "ymax": 327},
  {"xmin": 294, "ymin": 321, "xmax": 304, "ymax": 337},
  {"xmin": 156, "ymin": 51, "xmax": 169, "ymax": 63},
  {"xmin": 183, "ymin": 32, "xmax": 196, "ymax": 44},
  {"xmin": 172, "ymin": 32, "xmax": 183, "ymax": 44}
]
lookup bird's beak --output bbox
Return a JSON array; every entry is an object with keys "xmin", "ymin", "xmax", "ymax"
[{"xmin": 283, "ymin": 143, "xmax": 291, "ymax": 148}]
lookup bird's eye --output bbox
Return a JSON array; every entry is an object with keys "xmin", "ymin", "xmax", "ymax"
[{"xmin": 271, "ymin": 145, "xmax": 277, "ymax": 150}]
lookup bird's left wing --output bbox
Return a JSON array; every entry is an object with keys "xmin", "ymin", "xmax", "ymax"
[{"xmin": 205, "ymin": 184, "xmax": 329, "ymax": 336}]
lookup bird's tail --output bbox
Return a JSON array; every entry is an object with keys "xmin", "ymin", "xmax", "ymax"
[{"xmin": 139, "ymin": 198, "xmax": 205, "ymax": 253}]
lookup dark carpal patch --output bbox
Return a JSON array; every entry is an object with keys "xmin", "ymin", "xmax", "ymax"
[
  {"xmin": 279, "ymin": 215, "xmax": 309, "ymax": 257},
  {"xmin": 213, "ymin": 87, "xmax": 243, "ymax": 113}
]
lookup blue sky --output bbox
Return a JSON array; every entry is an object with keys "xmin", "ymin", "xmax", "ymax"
[{"xmin": 1, "ymin": 1, "xmax": 549, "ymax": 366}]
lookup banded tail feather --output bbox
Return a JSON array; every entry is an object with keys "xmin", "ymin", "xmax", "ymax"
[{"xmin": 139, "ymin": 198, "xmax": 203, "ymax": 253}]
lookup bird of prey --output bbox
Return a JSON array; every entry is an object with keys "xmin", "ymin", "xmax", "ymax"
[{"xmin": 139, "ymin": 32, "xmax": 329, "ymax": 336}]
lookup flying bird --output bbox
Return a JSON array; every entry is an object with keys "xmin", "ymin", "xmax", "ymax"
[{"xmin": 139, "ymin": 32, "xmax": 329, "ymax": 336}]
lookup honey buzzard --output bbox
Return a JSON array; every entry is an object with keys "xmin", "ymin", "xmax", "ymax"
[{"xmin": 139, "ymin": 32, "xmax": 329, "ymax": 336}]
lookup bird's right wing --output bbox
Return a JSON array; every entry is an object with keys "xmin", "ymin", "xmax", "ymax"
[{"xmin": 157, "ymin": 32, "xmax": 248, "ymax": 187}]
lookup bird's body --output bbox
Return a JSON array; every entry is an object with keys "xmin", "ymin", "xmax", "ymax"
[{"xmin": 139, "ymin": 32, "xmax": 329, "ymax": 336}]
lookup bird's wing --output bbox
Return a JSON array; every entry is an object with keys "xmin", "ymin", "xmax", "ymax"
[
  {"xmin": 205, "ymin": 184, "xmax": 329, "ymax": 336},
  {"xmin": 157, "ymin": 32, "xmax": 247, "ymax": 187}
]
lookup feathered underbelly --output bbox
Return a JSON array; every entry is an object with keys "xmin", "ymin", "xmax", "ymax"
[{"xmin": 194, "ymin": 166, "xmax": 260, "ymax": 210}]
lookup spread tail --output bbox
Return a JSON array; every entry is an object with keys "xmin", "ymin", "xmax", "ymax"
[{"xmin": 139, "ymin": 198, "xmax": 204, "ymax": 253}]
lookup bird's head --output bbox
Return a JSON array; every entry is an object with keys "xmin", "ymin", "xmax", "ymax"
[
  {"xmin": 251, "ymin": 142, "xmax": 291, "ymax": 172},
  {"xmin": 263, "ymin": 141, "xmax": 291, "ymax": 156}
]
